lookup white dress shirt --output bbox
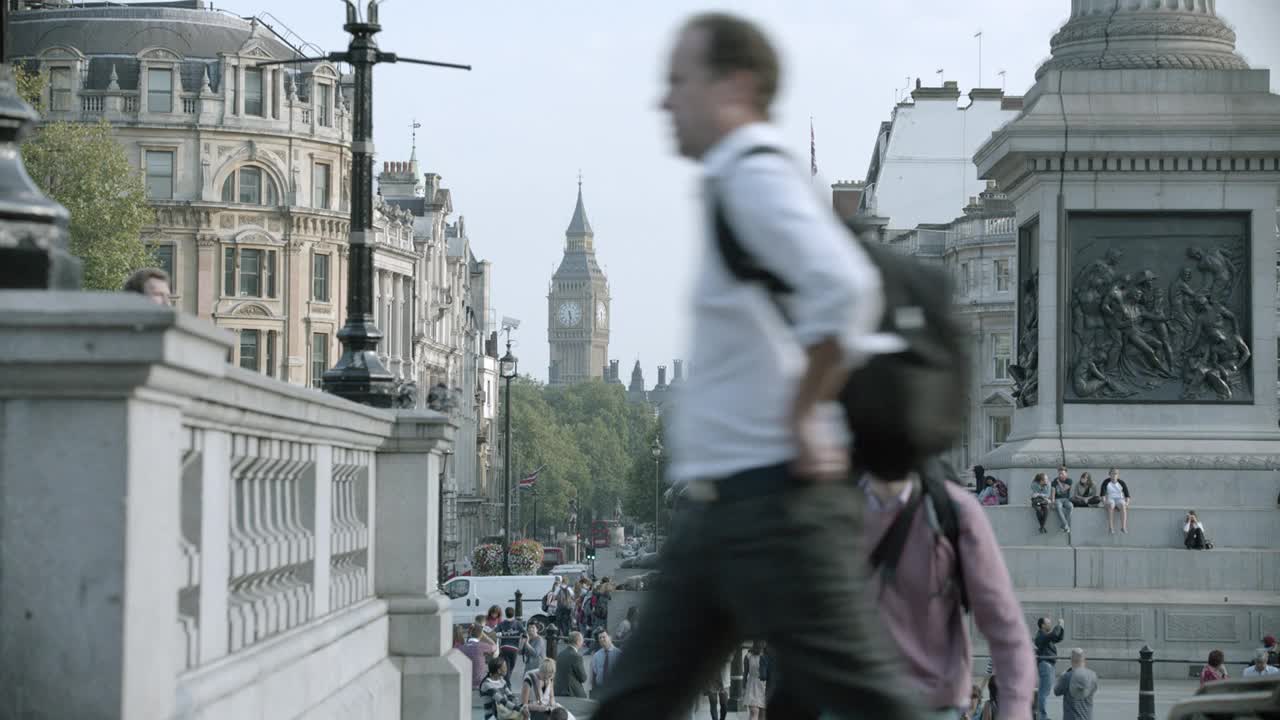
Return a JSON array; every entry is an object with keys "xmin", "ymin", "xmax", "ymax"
[{"xmin": 668, "ymin": 122, "xmax": 886, "ymax": 484}]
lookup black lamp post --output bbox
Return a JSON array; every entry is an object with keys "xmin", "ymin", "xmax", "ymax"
[
  {"xmin": 650, "ymin": 437, "xmax": 662, "ymax": 553},
  {"xmin": 499, "ymin": 340, "xmax": 517, "ymax": 575},
  {"xmin": 256, "ymin": 1, "xmax": 470, "ymax": 407}
]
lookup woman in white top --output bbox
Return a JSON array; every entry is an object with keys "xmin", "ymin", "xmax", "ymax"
[{"xmin": 522, "ymin": 657, "xmax": 558, "ymax": 720}]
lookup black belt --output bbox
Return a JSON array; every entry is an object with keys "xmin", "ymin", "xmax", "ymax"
[{"xmin": 681, "ymin": 462, "xmax": 794, "ymax": 505}]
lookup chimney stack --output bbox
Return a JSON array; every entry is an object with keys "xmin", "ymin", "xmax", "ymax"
[
  {"xmin": 657, "ymin": 365, "xmax": 667, "ymax": 388},
  {"xmin": 672, "ymin": 359, "xmax": 683, "ymax": 382}
]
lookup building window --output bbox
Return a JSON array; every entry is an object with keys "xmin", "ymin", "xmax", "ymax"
[
  {"xmin": 959, "ymin": 262, "xmax": 970, "ymax": 295},
  {"xmin": 147, "ymin": 67, "xmax": 173, "ymax": 113},
  {"xmin": 239, "ymin": 329, "xmax": 259, "ymax": 371},
  {"xmin": 49, "ymin": 67, "xmax": 71, "ymax": 111},
  {"xmin": 995, "ymin": 258, "xmax": 1010, "ymax": 292},
  {"xmin": 150, "ymin": 244, "xmax": 175, "ymax": 292},
  {"xmin": 231, "ymin": 68, "xmax": 239, "ymax": 114},
  {"xmin": 220, "ymin": 166, "xmax": 279, "ymax": 206},
  {"xmin": 312, "ymin": 252, "xmax": 330, "ymax": 301},
  {"xmin": 312, "ymin": 332, "xmax": 328, "ymax": 387},
  {"xmin": 989, "ymin": 415, "xmax": 1011, "ymax": 450},
  {"xmin": 992, "ymin": 332, "xmax": 1012, "ymax": 380},
  {"xmin": 317, "ymin": 83, "xmax": 332, "ymax": 127},
  {"xmin": 265, "ymin": 330, "xmax": 276, "ymax": 378},
  {"xmin": 222, "ymin": 247, "xmax": 278, "ymax": 298},
  {"xmin": 244, "ymin": 67, "xmax": 264, "ymax": 116},
  {"xmin": 312, "ymin": 161, "xmax": 331, "ymax": 209},
  {"xmin": 145, "ymin": 150, "xmax": 173, "ymax": 200}
]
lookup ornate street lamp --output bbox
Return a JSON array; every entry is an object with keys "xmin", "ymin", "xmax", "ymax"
[
  {"xmin": 650, "ymin": 437, "xmax": 662, "ymax": 552},
  {"xmin": 499, "ymin": 340, "xmax": 517, "ymax": 574},
  {"xmin": 255, "ymin": 1, "xmax": 470, "ymax": 407}
]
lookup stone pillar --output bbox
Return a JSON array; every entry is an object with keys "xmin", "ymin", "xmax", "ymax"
[
  {"xmin": 0, "ymin": 292, "xmax": 231, "ymax": 720},
  {"xmin": 195, "ymin": 234, "xmax": 218, "ymax": 319},
  {"xmin": 374, "ymin": 411, "xmax": 468, "ymax": 719},
  {"xmin": 974, "ymin": 0, "xmax": 1280, "ymax": 493},
  {"xmin": 287, "ymin": 242, "xmax": 307, "ymax": 384}
]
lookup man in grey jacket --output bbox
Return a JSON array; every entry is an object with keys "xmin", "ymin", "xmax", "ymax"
[
  {"xmin": 1054, "ymin": 648, "xmax": 1099, "ymax": 720},
  {"xmin": 554, "ymin": 631, "xmax": 588, "ymax": 698}
]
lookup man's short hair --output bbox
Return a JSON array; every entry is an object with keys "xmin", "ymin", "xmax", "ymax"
[
  {"xmin": 568, "ymin": 631, "xmax": 583, "ymax": 645},
  {"xmin": 469, "ymin": 623, "xmax": 484, "ymax": 639},
  {"xmin": 123, "ymin": 267, "xmax": 170, "ymax": 294},
  {"xmin": 1070, "ymin": 648, "xmax": 1085, "ymax": 663},
  {"xmin": 683, "ymin": 13, "xmax": 780, "ymax": 114},
  {"xmin": 1256, "ymin": 650, "xmax": 1270, "ymax": 663},
  {"xmin": 1038, "ymin": 617, "xmax": 1050, "ymax": 629},
  {"xmin": 550, "ymin": 708, "xmax": 569, "ymax": 720}
]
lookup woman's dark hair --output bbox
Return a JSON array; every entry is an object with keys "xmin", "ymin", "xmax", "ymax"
[
  {"xmin": 1034, "ymin": 472, "xmax": 1048, "ymax": 484},
  {"xmin": 488, "ymin": 656, "xmax": 505, "ymax": 676},
  {"xmin": 1208, "ymin": 649, "xmax": 1224, "ymax": 667},
  {"xmin": 487, "ymin": 605, "xmax": 501, "ymax": 619},
  {"xmin": 1079, "ymin": 472, "xmax": 1092, "ymax": 483},
  {"xmin": 973, "ymin": 465, "xmax": 986, "ymax": 480},
  {"xmin": 626, "ymin": 606, "xmax": 638, "ymax": 621}
]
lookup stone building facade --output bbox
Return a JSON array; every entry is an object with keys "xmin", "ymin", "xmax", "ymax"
[{"xmin": 11, "ymin": 1, "xmax": 500, "ymax": 574}]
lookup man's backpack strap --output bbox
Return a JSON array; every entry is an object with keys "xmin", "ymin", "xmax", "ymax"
[
  {"xmin": 867, "ymin": 461, "xmax": 971, "ymax": 614},
  {"xmin": 710, "ymin": 145, "xmax": 795, "ymax": 302},
  {"xmin": 920, "ymin": 457, "xmax": 970, "ymax": 613}
]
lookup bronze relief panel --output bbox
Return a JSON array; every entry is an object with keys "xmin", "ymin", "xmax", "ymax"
[{"xmin": 1065, "ymin": 213, "xmax": 1251, "ymax": 404}]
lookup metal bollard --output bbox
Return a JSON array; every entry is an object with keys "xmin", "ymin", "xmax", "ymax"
[
  {"xmin": 514, "ymin": 589, "xmax": 524, "ymax": 619},
  {"xmin": 545, "ymin": 623, "xmax": 559, "ymax": 660},
  {"xmin": 1138, "ymin": 645, "xmax": 1155, "ymax": 720}
]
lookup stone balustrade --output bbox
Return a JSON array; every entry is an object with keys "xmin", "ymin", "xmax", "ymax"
[{"xmin": 0, "ymin": 292, "xmax": 468, "ymax": 720}]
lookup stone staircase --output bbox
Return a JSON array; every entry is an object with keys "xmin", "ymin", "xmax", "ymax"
[{"xmin": 972, "ymin": 471, "xmax": 1280, "ymax": 679}]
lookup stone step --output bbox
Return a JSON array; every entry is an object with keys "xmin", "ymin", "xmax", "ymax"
[
  {"xmin": 999, "ymin": 546, "xmax": 1280, "ymax": 592},
  {"xmin": 984, "ymin": 504, "xmax": 1279, "ymax": 548},
  {"xmin": 967, "ymin": 588, "xmax": 1280, "ymax": 680},
  {"xmin": 998, "ymin": 469, "xmax": 1280, "ymax": 507}
]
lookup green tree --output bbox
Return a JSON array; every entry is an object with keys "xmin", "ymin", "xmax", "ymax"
[{"xmin": 13, "ymin": 64, "xmax": 156, "ymax": 290}]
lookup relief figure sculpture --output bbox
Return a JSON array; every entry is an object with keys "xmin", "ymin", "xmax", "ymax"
[
  {"xmin": 1066, "ymin": 224, "xmax": 1250, "ymax": 402},
  {"xmin": 1009, "ymin": 270, "xmax": 1039, "ymax": 407}
]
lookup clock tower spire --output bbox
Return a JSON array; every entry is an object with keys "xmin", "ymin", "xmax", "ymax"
[{"xmin": 548, "ymin": 178, "xmax": 609, "ymax": 385}]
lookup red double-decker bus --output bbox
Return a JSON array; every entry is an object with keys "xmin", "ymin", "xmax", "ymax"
[{"xmin": 590, "ymin": 520, "xmax": 613, "ymax": 549}]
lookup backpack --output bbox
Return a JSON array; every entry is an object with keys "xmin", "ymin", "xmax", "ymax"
[
  {"xmin": 541, "ymin": 590, "xmax": 553, "ymax": 614},
  {"xmin": 866, "ymin": 457, "xmax": 970, "ymax": 613},
  {"xmin": 592, "ymin": 592, "xmax": 609, "ymax": 621},
  {"xmin": 712, "ymin": 146, "xmax": 968, "ymax": 459}
]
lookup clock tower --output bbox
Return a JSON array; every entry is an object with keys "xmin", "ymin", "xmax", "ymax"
[{"xmin": 548, "ymin": 180, "xmax": 610, "ymax": 385}]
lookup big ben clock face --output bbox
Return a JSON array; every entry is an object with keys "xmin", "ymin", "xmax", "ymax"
[
  {"xmin": 557, "ymin": 301, "xmax": 582, "ymax": 327},
  {"xmin": 595, "ymin": 301, "xmax": 607, "ymax": 326}
]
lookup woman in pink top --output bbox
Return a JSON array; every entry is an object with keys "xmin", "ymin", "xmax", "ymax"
[{"xmin": 1200, "ymin": 649, "xmax": 1229, "ymax": 686}]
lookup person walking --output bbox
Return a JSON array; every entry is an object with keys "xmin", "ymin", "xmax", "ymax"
[
  {"xmin": 1051, "ymin": 466, "xmax": 1073, "ymax": 534},
  {"xmin": 743, "ymin": 642, "xmax": 768, "ymax": 720},
  {"xmin": 497, "ymin": 607, "xmax": 527, "ymax": 684},
  {"xmin": 1030, "ymin": 474, "xmax": 1053, "ymax": 535},
  {"xmin": 590, "ymin": 631, "xmax": 623, "ymax": 699},
  {"xmin": 554, "ymin": 631, "xmax": 588, "ymax": 699},
  {"xmin": 1200, "ymin": 649, "xmax": 1229, "ymax": 686},
  {"xmin": 1053, "ymin": 649, "xmax": 1098, "ymax": 720},
  {"xmin": 591, "ymin": 12, "xmax": 921, "ymax": 720},
  {"xmin": 1243, "ymin": 650, "xmax": 1280, "ymax": 677},
  {"xmin": 1034, "ymin": 618, "xmax": 1066, "ymax": 720},
  {"xmin": 704, "ymin": 657, "xmax": 730, "ymax": 720}
]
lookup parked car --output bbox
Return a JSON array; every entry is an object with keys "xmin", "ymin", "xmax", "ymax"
[{"xmin": 441, "ymin": 574, "xmax": 556, "ymax": 628}]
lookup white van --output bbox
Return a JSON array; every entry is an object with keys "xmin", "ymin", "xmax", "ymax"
[{"xmin": 441, "ymin": 575, "xmax": 557, "ymax": 627}]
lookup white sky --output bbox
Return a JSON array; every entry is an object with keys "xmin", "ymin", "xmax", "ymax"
[{"xmin": 217, "ymin": 0, "xmax": 1280, "ymax": 383}]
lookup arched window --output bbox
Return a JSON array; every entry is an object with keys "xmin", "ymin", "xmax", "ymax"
[{"xmin": 221, "ymin": 166, "xmax": 280, "ymax": 206}]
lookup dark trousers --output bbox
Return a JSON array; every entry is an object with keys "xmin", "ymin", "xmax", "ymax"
[
  {"xmin": 499, "ymin": 647, "xmax": 518, "ymax": 683},
  {"xmin": 705, "ymin": 690, "xmax": 727, "ymax": 720},
  {"xmin": 1070, "ymin": 496, "xmax": 1101, "ymax": 507},
  {"xmin": 591, "ymin": 464, "xmax": 922, "ymax": 720},
  {"xmin": 1185, "ymin": 526, "xmax": 1206, "ymax": 549},
  {"xmin": 1032, "ymin": 498, "xmax": 1049, "ymax": 529}
]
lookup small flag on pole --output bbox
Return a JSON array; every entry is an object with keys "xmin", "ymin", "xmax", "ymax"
[
  {"xmin": 809, "ymin": 117, "xmax": 817, "ymax": 177},
  {"xmin": 518, "ymin": 470, "xmax": 539, "ymax": 488}
]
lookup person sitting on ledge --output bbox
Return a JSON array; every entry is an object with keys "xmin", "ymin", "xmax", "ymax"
[
  {"xmin": 978, "ymin": 476, "xmax": 1001, "ymax": 506},
  {"xmin": 1030, "ymin": 473, "xmax": 1053, "ymax": 535},
  {"xmin": 1098, "ymin": 468, "xmax": 1130, "ymax": 534},
  {"xmin": 1183, "ymin": 510, "xmax": 1210, "ymax": 550},
  {"xmin": 1071, "ymin": 472, "xmax": 1102, "ymax": 507},
  {"xmin": 1243, "ymin": 650, "xmax": 1280, "ymax": 678}
]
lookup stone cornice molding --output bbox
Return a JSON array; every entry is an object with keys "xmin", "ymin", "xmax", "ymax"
[{"xmin": 1037, "ymin": 0, "xmax": 1249, "ymax": 79}]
